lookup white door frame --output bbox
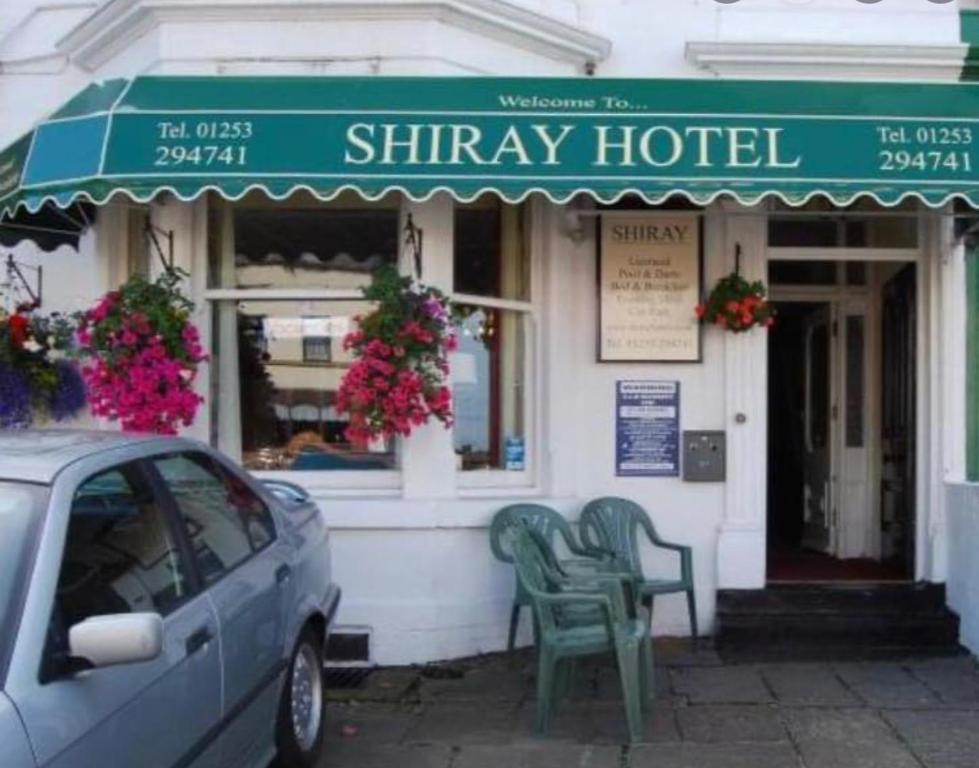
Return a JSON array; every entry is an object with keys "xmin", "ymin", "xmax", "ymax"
[
  {"xmin": 769, "ymin": 280, "xmax": 875, "ymax": 562},
  {"xmin": 766, "ymin": 245, "xmax": 925, "ymax": 579},
  {"xmin": 715, "ymin": 206, "xmax": 944, "ymax": 590}
]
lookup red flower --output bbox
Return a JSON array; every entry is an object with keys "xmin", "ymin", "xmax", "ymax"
[
  {"xmin": 694, "ymin": 304, "xmax": 706, "ymax": 319},
  {"xmin": 7, "ymin": 314, "xmax": 29, "ymax": 349}
]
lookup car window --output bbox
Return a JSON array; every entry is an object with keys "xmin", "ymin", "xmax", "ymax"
[
  {"xmin": 49, "ymin": 463, "xmax": 188, "ymax": 647},
  {"xmin": 0, "ymin": 482, "xmax": 47, "ymax": 686},
  {"xmin": 153, "ymin": 453, "xmax": 276, "ymax": 584}
]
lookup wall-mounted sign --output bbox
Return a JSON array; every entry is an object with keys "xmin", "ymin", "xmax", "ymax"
[
  {"xmin": 598, "ymin": 214, "xmax": 701, "ymax": 362},
  {"xmin": 615, "ymin": 380, "xmax": 680, "ymax": 477}
]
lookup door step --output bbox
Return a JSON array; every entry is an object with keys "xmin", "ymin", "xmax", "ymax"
[{"xmin": 715, "ymin": 584, "xmax": 964, "ymax": 662}]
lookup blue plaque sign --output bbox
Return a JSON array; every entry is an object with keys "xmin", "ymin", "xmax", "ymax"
[{"xmin": 615, "ymin": 380, "xmax": 680, "ymax": 477}]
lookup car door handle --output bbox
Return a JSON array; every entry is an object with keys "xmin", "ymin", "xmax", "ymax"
[
  {"xmin": 185, "ymin": 627, "xmax": 212, "ymax": 657},
  {"xmin": 276, "ymin": 564, "xmax": 292, "ymax": 585}
]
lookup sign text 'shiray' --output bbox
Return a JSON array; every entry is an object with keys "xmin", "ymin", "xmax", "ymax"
[{"xmin": 343, "ymin": 123, "xmax": 802, "ymax": 170}]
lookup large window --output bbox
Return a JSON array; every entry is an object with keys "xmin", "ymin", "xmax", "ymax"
[
  {"xmin": 208, "ymin": 194, "xmax": 399, "ymax": 473},
  {"xmin": 453, "ymin": 199, "xmax": 533, "ymax": 475},
  {"xmin": 207, "ymin": 193, "xmax": 537, "ymax": 485}
]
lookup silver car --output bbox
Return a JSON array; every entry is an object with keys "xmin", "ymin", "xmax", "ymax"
[{"xmin": 0, "ymin": 431, "xmax": 340, "ymax": 768}]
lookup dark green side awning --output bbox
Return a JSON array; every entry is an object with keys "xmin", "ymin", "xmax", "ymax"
[{"xmin": 3, "ymin": 75, "xmax": 979, "ymax": 216}]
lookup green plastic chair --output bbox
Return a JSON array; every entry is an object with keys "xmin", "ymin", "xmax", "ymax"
[
  {"xmin": 489, "ymin": 503, "xmax": 610, "ymax": 651},
  {"xmin": 507, "ymin": 522, "xmax": 653, "ymax": 742},
  {"xmin": 579, "ymin": 497, "xmax": 698, "ymax": 639}
]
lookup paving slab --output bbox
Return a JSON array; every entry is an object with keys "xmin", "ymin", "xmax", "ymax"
[
  {"xmin": 325, "ymin": 702, "xmax": 418, "ymax": 745},
  {"xmin": 453, "ymin": 744, "xmax": 622, "ymax": 768},
  {"xmin": 318, "ymin": 744, "xmax": 452, "ymax": 768},
  {"xmin": 833, "ymin": 662, "xmax": 942, "ymax": 708},
  {"xmin": 513, "ymin": 700, "xmax": 680, "ymax": 745},
  {"xmin": 759, "ymin": 662, "xmax": 862, "ymax": 706},
  {"xmin": 596, "ymin": 663, "xmax": 673, "ymax": 702},
  {"xmin": 326, "ymin": 667, "xmax": 419, "ymax": 703},
  {"xmin": 629, "ymin": 742, "xmax": 800, "ymax": 768},
  {"xmin": 513, "ymin": 701, "xmax": 595, "ymax": 743},
  {"xmin": 654, "ymin": 637, "xmax": 724, "ymax": 667},
  {"xmin": 587, "ymin": 702, "xmax": 680, "ymax": 744},
  {"xmin": 403, "ymin": 702, "xmax": 520, "ymax": 746},
  {"xmin": 674, "ymin": 705, "xmax": 787, "ymax": 743},
  {"xmin": 883, "ymin": 709, "xmax": 979, "ymax": 768},
  {"xmin": 905, "ymin": 657, "xmax": 979, "ymax": 708},
  {"xmin": 782, "ymin": 707, "xmax": 922, "ymax": 768},
  {"xmin": 418, "ymin": 659, "xmax": 529, "ymax": 702},
  {"xmin": 670, "ymin": 666, "xmax": 772, "ymax": 704}
]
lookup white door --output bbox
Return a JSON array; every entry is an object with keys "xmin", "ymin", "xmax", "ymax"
[
  {"xmin": 802, "ymin": 304, "xmax": 836, "ymax": 554},
  {"xmin": 837, "ymin": 307, "xmax": 872, "ymax": 560}
]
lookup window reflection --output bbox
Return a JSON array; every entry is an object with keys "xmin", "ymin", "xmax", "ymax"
[
  {"xmin": 453, "ymin": 307, "xmax": 526, "ymax": 471},
  {"xmin": 215, "ymin": 299, "xmax": 396, "ymax": 471},
  {"xmin": 59, "ymin": 466, "xmax": 186, "ymax": 623},
  {"xmin": 231, "ymin": 209, "xmax": 398, "ymax": 291}
]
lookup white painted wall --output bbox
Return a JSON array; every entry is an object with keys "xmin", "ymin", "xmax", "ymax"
[
  {"xmin": 947, "ymin": 483, "xmax": 979, "ymax": 654},
  {"xmin": 0, "ymin": 0, "xmax": 971, "ymax": 664}
]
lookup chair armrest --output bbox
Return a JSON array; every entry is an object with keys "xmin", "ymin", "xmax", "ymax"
[
  {"xmin": 655, "ymin": 542, "xmax": 694, "ymax": 581},
  {"xmin": 533, "ymin": 576, "xmax": 633, "ymax": 624},
  {"xmin": 653, "ymin": 541, "xmax": 689, "ymax": 554},
  {"xmin": 560, "ymin": 556, "xmax": 615, "ymax": 572},
  {"xmin": 639, "ymin": 527, "xmax": 694, "ymax": 582}
]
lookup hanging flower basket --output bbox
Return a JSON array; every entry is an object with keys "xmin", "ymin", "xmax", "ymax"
[
  {"xmin": 76, "ymin": 269, "xmax": 206, "ymax": 434},
  {"xmin": 696, "ymin": 272, "xmax": 775, "ymax": 333},
  {"xmin": 0, "ymin": 307, "xmax": 86, "ymax": 428},
  {"xmin": 337, "ymin": 266, "xmax": 457, "ymax": 446}
]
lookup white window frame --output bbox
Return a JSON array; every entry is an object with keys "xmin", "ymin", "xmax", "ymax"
[
  {"xmin": 204, "ymin": 198, "xmax": 402, "ymax": 492},
  {"xmin": 451, "ymin": 199, "xmax": 541, "ymax": 491}
]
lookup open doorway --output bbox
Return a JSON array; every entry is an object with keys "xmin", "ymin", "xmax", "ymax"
[{"xmin": 766, "ymin": 261, "xmax": 916, "ymax": 583}]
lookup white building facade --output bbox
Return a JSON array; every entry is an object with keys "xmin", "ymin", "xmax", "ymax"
[{"xmin": 3, "ymin": 0, "xmax": 979, "ymax": 664}]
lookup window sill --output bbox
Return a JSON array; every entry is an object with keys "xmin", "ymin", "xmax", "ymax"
[
  {"xmin": 252, "ymin": 468, "xmax": 401, "ymax": 494},
  {"xmin": 457, "ymin": 468, "xmax": 536, "ymax": 493},
  {"xmin": 458, "ymin": 485, "xmax": 542, "ymax": 499}
]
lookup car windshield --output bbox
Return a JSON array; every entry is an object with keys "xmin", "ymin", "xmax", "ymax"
[{"xmin": 0, "ymin": 481, "xmax": 47, "ymax": 686}]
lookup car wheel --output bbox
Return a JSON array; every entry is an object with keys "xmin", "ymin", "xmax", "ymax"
[{"xmin": 275, "ymin": 627, "xmax": 326, "ymax": 767}]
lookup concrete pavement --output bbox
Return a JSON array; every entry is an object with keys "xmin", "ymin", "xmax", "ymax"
[{"xmin": 321, "ymin": 641, "xmax": 979, "ymax": 768}]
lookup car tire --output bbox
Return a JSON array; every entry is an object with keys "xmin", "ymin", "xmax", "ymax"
[{"xmin": 275, "ymin": 627, "xmax": 326, "ymax": 767}]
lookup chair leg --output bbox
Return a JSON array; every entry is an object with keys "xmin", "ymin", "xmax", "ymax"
[
  {"xmin": 554, "ymin": 658, "xmax": 571, "ymax": 708},
  {"xmin": 613, "ymin": 640, "xmax": 644, "ymax": 744},
  {"xmin": 535, "ymin": 647, "xmax": 557, "ymax": 735},
  {"xmin": 639, "ymin": 634, "xmax": 655, "ymax": 712},
  {"xmin": 685, "ymin": 587, "xmax": 698, "ymax": 647},
  {"xmin": 507, "ymin": 604, "xmax": 521, "ymax": 652}
]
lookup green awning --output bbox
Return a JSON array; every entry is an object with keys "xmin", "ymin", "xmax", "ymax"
[{"xmin": 3, "ymin": 75, "xmax": 979, "ymax": 216}]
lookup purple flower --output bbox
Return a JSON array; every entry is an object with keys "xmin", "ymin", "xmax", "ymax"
[
  {"xmin": 0, "ymin": 364, "xmax": 33, "ymax": 429},
  {"xmin": 422, "ymin": 297, "xmax": 448, "ymax": 322},
  {"xmin": 50, "ymin": 361, "xmax": 87, "ymax": 421}
]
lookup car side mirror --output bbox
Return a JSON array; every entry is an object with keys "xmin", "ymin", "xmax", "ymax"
[
  {"xmin": 68, "ymin": 613, "xmax": 164, "ymax": 669},
  {"xmin": 261, "ymin": 479, "xmax": 311, "ymax": 504}
]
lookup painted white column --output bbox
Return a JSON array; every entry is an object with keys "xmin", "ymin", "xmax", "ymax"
[
  {"xmin": 149, "ymin": 194, "xmax": 211, "ymax": 442},
  {"xmin": 539, "ymin": 198, "xmax": 589, "ymax": 499},
  {"xmin": 926, "ymin": 210, "xmax": 959, "ymax": 582},
  {"xmin": 400, "ymin": 193, "xmax": 457, "ymax": 500},
  {"xmin": 716, "ymin": 205, "xmax": 769, "ymax": 589}
]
